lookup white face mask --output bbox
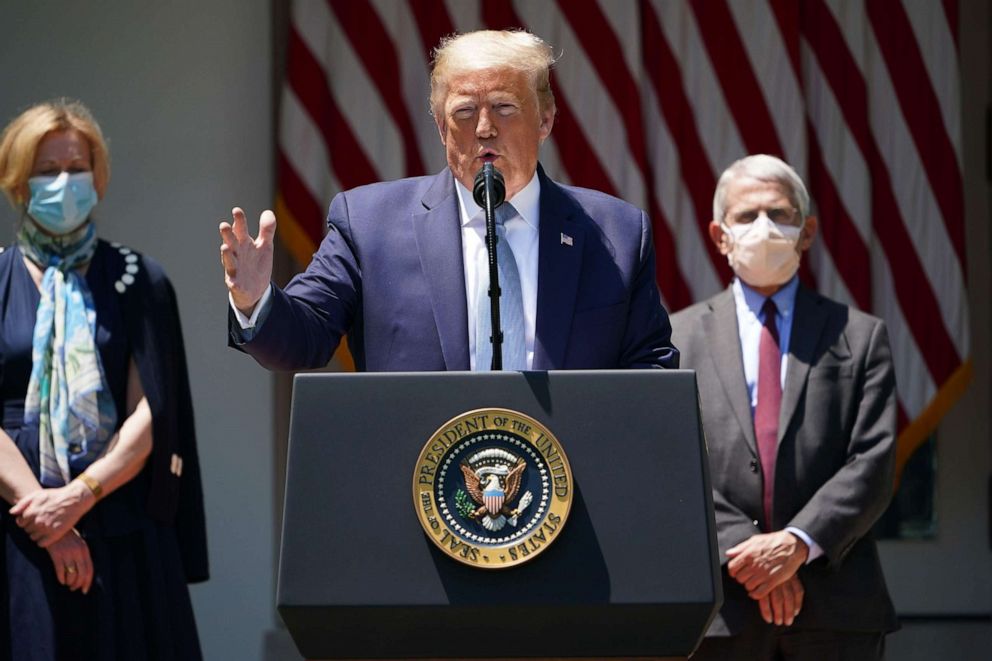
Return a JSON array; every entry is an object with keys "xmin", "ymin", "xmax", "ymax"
[{"xmin": 721, "ymin": 213, "xmax": 804, "ymax": 288}]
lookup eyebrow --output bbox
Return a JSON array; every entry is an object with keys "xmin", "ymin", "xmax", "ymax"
[{"xmin": 35, "ymin": 156, "xmax": 90, "ymax": 166}]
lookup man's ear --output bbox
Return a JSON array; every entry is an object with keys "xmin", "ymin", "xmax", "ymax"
[
  {"xmin": 538, "ymin": 105, "xmax": 555, "ymax": 142},
  {"xmin": 435, "ymin": 115, "xmax": 447, "ymax": 146},
  {"xmin": 800, "ymin": 216, "xmax": 818, "ymax": 252},
  {"xmin": 709, "ymin": 220, "xmax": 730, "ymax": 255}
]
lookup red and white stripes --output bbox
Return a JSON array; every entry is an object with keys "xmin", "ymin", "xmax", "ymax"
[{"xmin": 277, "ymin": 0, "xmax": 969, "ymax": 476}]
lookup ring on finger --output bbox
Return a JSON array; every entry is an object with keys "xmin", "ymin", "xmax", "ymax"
[{"xmin": 65, "ymin": 565, "xmax": 78, "ymax": 574}]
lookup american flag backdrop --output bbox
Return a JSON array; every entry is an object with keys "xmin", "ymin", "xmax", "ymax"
[{"xmin": 275, "ymin": 0, "xmax": 970, "ymax": 481}]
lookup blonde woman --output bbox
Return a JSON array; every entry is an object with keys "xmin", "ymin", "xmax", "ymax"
[{"xmin": 0, "ymin": 99, "xmax": 206, "ymax": 660}]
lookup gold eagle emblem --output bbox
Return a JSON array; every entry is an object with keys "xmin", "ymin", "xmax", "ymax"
[{"xmin": 460, "ymin": 453, "xmax": 531, "ymax": 532}]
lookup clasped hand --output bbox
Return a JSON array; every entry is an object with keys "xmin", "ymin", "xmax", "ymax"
[
  {"xmin": 47, "ymin": 529, "xmax": 94, "ymax": 594},
  {"xmin": 727, "ymin": 530, "xmax": 809, "ymax": 626},
  {"xmin": 9, "ymin": 483, "xmax": 92, "ymax": 548},
  {"xmin": 757, "ymin": 574, "xmax": 804, "ymax": 626}
]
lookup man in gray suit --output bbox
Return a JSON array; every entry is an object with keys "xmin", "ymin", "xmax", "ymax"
[{"xmin": 672, "ymin": 155, "xmax": 898, "ymax": 660}]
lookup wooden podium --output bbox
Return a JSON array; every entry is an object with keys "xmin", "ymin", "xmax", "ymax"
[{"xmin": 278, "ymin": 370, "xmax": 720, "ymax": 659}]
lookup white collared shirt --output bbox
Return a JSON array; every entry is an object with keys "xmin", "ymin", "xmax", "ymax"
[{"xmin": 455, "ymin": 171, "xmax": 540, "ymax": 370}]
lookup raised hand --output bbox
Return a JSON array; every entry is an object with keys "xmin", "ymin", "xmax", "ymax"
[
  {"xmin": 219, "ymin": 207, "xmax": 277, "ymax": 314},
  {"xmin": 46, "ymin": 529, "xmax": 94, "ymax": 594}
]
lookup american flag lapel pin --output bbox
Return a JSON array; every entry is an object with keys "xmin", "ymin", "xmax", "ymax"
[{"xmin": 560, "ymin": 232, "xmax": 573, "ymax": 247}]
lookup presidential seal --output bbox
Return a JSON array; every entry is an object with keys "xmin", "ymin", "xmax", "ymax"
[{"xmin": 412, "ymin": 408, "xmax": 573, "ymax": 569}]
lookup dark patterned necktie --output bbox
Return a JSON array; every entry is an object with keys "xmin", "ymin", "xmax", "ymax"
[{"xmin": 755, "ymin": 298, "xmax": 781, "ymax": 531}]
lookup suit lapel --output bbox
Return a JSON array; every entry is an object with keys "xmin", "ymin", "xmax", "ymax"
[
  {"xmin": 703, "ymin": 288, "xmax": 758, "ymax": 456},
  {"xmin": 412, "ymin": 169, "xmax": 470, "ymax": 370},
  {"xmin": 779, "ymin": 286, "xmax": 829, "ymax": 442},
  {"xmin": 533, "ymin": 167, "xmax": 584, "ymax": 369}
]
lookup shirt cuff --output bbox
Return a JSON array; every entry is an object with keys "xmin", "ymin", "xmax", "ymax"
[
  {"xmin": 785, "ymin": 526, "xmax": 824, "ymax": 563},
  {"xmin": 230, "ymin": 285, "xmax": 273, "ymax": 329}
]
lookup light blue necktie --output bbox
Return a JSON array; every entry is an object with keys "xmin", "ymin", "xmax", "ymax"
[{"xmin": 475, "ymin": 203, "xmax": 526, "ymax": 371}]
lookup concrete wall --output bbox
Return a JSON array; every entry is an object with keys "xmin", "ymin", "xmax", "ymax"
[{"xmin": 0, "ymin": 3, "xmax": 277, "ymax": 660}]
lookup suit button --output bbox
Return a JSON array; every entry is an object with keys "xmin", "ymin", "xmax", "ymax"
[{"xmin": 749, "ymin": 459, "xmax": 759, "ymax": 473}]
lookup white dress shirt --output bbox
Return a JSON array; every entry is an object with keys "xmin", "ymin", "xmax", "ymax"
[
  {"xmin": 456, "ymin": 172, "xmax": 540, "ymax": 370},
  {"xmin": 732, "ymin": 275, "xmax": 823, "ymax": 562}
]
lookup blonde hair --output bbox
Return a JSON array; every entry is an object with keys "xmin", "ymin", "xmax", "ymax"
[
  {"xmin": 0, "ymin": 98, "xmax": 110, "ymax": 208},
  {"xmin": 713, "ymin": 154, "xmax": 810, "ymax": 222},
  {"xmin": 429, "ymin": 30, "xmax": 558, "ymax": 118}
]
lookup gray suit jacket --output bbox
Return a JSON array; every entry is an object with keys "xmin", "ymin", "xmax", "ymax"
[{"xmin": 671, "ymin": 284, "xmax": 898, "ymax": 637}]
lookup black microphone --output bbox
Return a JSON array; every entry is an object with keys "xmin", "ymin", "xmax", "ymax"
[
  {"xmin": 473, "ymin": 163, "xmax": 506, "ymax": 209},
  {"xmin": 473, "ymin": 162, "xmax": 506, "ymax": 370}
]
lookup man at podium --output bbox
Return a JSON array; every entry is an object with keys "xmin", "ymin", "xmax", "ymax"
[
  {"xmin": 672, "ymin": 155, "xmax": 898, "ymax": 660},
  {"xmin": 219, "ymin": 29, "xmax": 678, "ymax": 372}
]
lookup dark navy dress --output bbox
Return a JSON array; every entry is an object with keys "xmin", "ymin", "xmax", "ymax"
[{"xmin": 0, "ymin": 244, "xmax": 201, "ymax": 661}]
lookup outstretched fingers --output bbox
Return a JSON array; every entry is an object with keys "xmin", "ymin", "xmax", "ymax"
[
  {"xmin": 219, "ymin": 207, "xmax": 278, "ymax": 312},
  {"xmin": 219, "ymin": 211, "xmax": 240, "ymax": 270},
  {"xmin": 219, "ymin": 241, "xmax": 237, "ymax": 279},
  {"xmin": 257, "ymin": 209, "xmax": 277, "ymax": 246},
  {"xmin": 230, "ymin": 206, "xmax": 250, "ymax": 242}
]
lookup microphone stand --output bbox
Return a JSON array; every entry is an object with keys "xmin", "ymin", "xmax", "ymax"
[{"xmin": 473, "ymin": 163, "xmax": 506, "ymax": 370}]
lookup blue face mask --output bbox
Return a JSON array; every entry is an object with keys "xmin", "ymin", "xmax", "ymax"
[{"xmin": 27, "ymin": 171, "xmax": 98, "ymax": 235}]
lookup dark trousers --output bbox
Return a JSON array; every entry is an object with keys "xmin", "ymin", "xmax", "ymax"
[{"xmin": 692, "ymin": 627, "xmax": 885, "ymax": 661}]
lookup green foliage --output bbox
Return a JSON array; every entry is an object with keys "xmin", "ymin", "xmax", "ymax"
[{"xmin": 454, "ymin": 489, "xmax": 475, "ymax": 519}]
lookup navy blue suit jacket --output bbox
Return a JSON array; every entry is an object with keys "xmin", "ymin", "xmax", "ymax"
[{"xmin": 232, "ymin": 166, "xmax": 677, "ymax": 371}]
